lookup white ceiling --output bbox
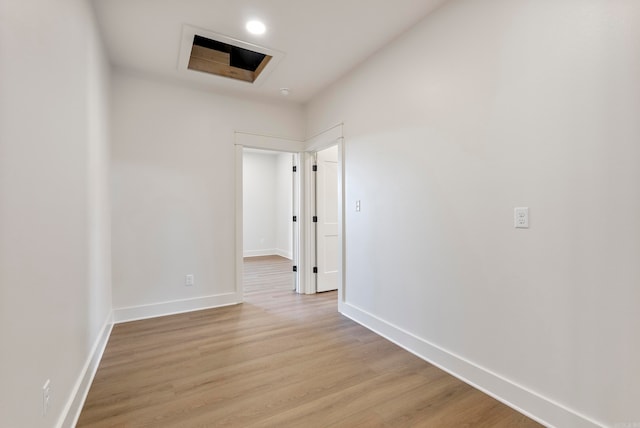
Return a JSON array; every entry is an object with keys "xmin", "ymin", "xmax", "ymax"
[{"xmin": 92, "ymin": 0, "xmax": 448, "ymax": 104}]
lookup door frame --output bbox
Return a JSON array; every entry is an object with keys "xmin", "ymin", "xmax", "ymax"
[
  {"xmin": 304, "ymin": 125, "xmax": 345, "ymax": 306},
  {"xmin": 234, "ymin": 124, "xmax": 345, "ymax": 307},
  {"xmin": 308, "ymin": 144, "xmax": 343, "ymax": 293},
  {"xmin": 234, "ymin": 132, "xmax": 305, "ymax": 299}
]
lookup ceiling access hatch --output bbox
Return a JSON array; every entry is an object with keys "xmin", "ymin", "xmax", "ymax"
[
  {"xmin": 178, "ymin": 25, "xmax": 283, "ymax": 85},
  {"xmin": 189, "ymin": 35, "xmax": 271, "ymax": 83}
]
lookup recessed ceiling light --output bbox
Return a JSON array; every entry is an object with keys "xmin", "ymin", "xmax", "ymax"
[
  {"xmin": 246, "ymin": 20, "xmax": 266, "ymax": 35},
  {"xmin": 280, "ymin": 88, "xmax": 290, "ymax": 96}
]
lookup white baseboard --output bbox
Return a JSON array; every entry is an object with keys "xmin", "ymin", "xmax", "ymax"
[
  {"xmin": 244, "ymin": 249, "xmax": 277, "ymax": 258},
  {"xmin": 113, "ymin": 292, "xmax": 241, "ymax": 323},
  {"xmin": 244, "ymin": 249, "xmax": 292, "ymax": 259},
  {"xmin": 57, "ymin": 312, "xmax": 113, "ymax": 428},
  {"xmin": 340, "ymin": 302, "xmax": 605, "ymax": 428},
  {"xmin": 275, "ymin": 248, "xmax": 293, "ymax": 260}
]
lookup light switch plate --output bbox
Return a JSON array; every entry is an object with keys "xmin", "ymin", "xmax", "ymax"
[{"xmin": 514, "ymin": 207, "xmax": 529, "ymax": 228}]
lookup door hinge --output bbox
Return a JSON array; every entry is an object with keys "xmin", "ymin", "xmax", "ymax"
[
  {"xmin": 313, "ymin": 267, "xmax": 318, "ymax": 274},
  {"xmin": 293, "ymin": 215, "xmax": 297, "ymax": 222},
  {"xmin": 293, "ymin": 265, "xmax": 298, "ymax": 272},
  {"xmin": 313, "ymin": 216, "xmax": 318, "ymax": 223},
  {"xmin": 312, "ymin": 165, "xmax": 317, "ymax": 172},
  {"xmin": 293, "ymin": 165, "xmax": 297, "ymax": 172}
]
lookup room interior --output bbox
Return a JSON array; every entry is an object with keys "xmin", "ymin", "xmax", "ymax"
[{"xmin": 1, "ymin": 0, "xmax": 639, "ymax": 427}]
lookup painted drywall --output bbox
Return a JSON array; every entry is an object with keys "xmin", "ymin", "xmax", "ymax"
[
  {"xmin": 0, "ymin": 0, "xmax": 112, "ymax": 426},
  {"xmin": 243, "ymin": 151, "xmax": 278, "ymax": 256},
  {"xmin": 243, "ymin": 151, "xmax": 293, "ymax": 258},
  {"xmin": 306, "ymin": 0, "xmax": 640, "ymax": 426},
  {"xmin": 111, "ymin": 72, "xmax": 304, "ymax": 316},
  {"xmin": 276, "ymin": 153, "xmax": 293, "ymax": 259}
]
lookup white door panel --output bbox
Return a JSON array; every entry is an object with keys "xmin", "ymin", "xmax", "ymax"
[{"xmin": 316, "ymin": 146, "xmax": 339, "ymax": 292}]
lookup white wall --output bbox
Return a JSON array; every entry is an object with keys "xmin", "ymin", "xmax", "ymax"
[
  {"xmin": 243, "ymin": 151, "xmax": 278, "ymax": 256},
  {"xmin": 111, "ymin": 72, "xmax": 303, "ymax": 319},
  {"xmin": 0, "ymin": 0, "xmax": 112, "ymax": 426},
  {"xmin": 306, "ymin": 0, "xmax": 640, "ymax": 426},
  {"xmin": 276, "ymin": 153, "xmax": 293, "ymax": 259},
  {"xmin": 243, "ymin": 151, "xmax": 293, "ymax": 258}
]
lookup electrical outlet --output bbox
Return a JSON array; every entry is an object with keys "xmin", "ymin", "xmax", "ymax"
[
  {"xmin": 42, "ymin": 380, "xmax": 50, "ymax": 416},
  {"xmin": 185, "ymin": 274, "xmax": 194, "ymax": 286},
  {"xmin": 355, "ymin": 200, "xmax": 361, "ymax": 212},
  {"xmin": 514, "ymin": 207, "xmax": 529, "ymax": 228}
]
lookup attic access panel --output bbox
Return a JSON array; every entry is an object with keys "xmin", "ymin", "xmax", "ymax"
[{"xmin": 188, "ymin": 35, "xmax": 272, "ymax": 83}]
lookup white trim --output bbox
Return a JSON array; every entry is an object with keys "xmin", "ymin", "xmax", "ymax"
[
  {"xmin": 291, "ymin": 152, "xmax": 301, "ymax": 292},
  {"xmin": 235, "ymin": 144, "xmax": 244, "ymax": 300},
  {"xmin": 113, "ymin": 293, "xmax": 240, "ymax": 323},
  {"xmin": 57, "ymin": 312, "xmax": 113, "ymax": 428},
  {"xmin": 276, "ymin": 248, "xmax": 293, "ymax": 260},
  {"xmin": 302, "ymin": 151, "xmax": 316, "ymax": 294},
  {"xmin": 340, "ymin": 302, "xmax": 606, "ymax": 428},
  {"xmin": 336, "ymin": 139, "xmax": 345, "ymax": 307},
  {"xmin": 235, "ymin": 132, "xmax": 304, "ymax": 152},
  {"xmin": 305, "ymin": 123, "xmax": 344, "ymax": 151},
  {"xmin": 293, "ymin": 154, "xmax": 306, "ymax": 293},
  {"xmin": 243, "ymin": 248, "xmax": 292, "ymax": 259},
  {"xmin": 243, "ymin": 248, "xmax": 279, "ymax": 258}
]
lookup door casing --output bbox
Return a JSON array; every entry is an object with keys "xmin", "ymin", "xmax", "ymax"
[{"xmin": 234, "ymin": 125, "xmax": 345, "ymax": 308}]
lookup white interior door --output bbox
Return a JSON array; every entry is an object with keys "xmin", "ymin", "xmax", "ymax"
[
  {"xmin": 316, "ymin": 145, "xmax": 339, "ymax": 292},
  {"xmin": 292, "ymin": 154, "xmax": 299, "ymax": 292}
]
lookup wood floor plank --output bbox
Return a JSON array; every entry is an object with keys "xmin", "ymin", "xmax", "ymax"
[{"xmin": 77, "ymin": 255, "xmax": 543, "ymax": 427}]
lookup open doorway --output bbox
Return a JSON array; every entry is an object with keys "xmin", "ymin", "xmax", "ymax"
[
  {"xmin": 234, "ymin": 126, "xmax": 344, "ymax": 304},
  {"xmin": 242, "ymin": 148, "xmax": 298, "ymax": 297}
]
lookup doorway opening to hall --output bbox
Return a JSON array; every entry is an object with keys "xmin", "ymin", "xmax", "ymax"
[
  {"xmin": 242, "ymin": 148, "xmax": 297, "ymax": 299},
  {"xmin": 240, "ymin": 142, "xmax": 340, "ymax": 301}
]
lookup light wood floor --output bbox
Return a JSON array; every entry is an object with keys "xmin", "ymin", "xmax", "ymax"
[{"xmin": 78, "ymin": 256, "xmax": 542, "ymax": 427}]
